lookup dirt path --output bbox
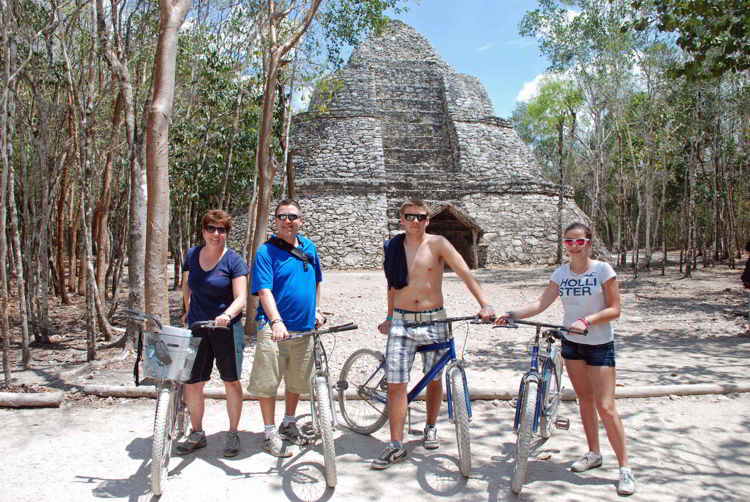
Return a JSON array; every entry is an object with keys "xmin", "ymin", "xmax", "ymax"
[
  {"xmin": 2, "ymin": 394, "xmax": 749, "ymax": 501},
  {"xmin": 3, "ymin": 263, "xmax": 749, "ymax": 501}
]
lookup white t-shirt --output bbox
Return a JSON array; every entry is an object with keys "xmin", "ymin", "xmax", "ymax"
[{"xmin": 550, "ymin": 260, "xmax": 617, "ymax": 345}]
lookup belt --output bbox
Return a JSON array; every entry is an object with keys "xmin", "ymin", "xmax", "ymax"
[{"xmin": 393, "ymin": 307, "xmax": 445, "ymax": 322}]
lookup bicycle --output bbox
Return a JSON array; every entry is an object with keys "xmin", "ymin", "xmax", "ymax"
[
  {"xmin": 121, "ymin": 308, "xmax": 227, "ymax": 496},
  {"xmin": 281, "ymin": 321, "xmax": 358, "ymax": 488},
  {"xmin": 337, "ymin": 315, "xmax": 487, "ymax": 477},
  {"xmin": 494, "ymin": 318, "xmax": 587, "ymax": 493}
]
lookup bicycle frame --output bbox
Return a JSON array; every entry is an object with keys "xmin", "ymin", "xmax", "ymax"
[
  {"xmin": 513, "ymin": 326, "xmax": 562, "ymax": 434},
  {"xmin": 359, "ymin": 337, "xmax": 472, "ymax": 423}
]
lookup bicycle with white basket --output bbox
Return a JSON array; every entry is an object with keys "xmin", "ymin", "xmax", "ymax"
[{"xmin": 122, "ymin": 308, "xmax": 227, "ymax": 496}]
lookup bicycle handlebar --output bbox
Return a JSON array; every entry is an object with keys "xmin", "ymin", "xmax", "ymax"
[
  {"xmin": 281, "ymin": 322, "xmax": 359, "ymax": 340},
  {"xmin": 188, "ymin": 320, "xmax": 230, "ymax": 332},
  {"xmin": 493, "ymin": 318, "xmax": 588, "ymax": 336},
  {"xmin": 403, "ymin": 315, "xmax": 493, "ymax": 328}
]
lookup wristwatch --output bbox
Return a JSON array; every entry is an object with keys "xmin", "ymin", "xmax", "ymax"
[{"xmin": 271, "ymin": 318, "xmax": 284, "ymax": 326}]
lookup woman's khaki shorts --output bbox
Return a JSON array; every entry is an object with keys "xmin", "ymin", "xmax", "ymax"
[{"xmin": 247, "ymin": 322, "xmax": 314, "ymax": 397}]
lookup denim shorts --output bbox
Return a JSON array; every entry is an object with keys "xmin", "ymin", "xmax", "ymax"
[{"xmin": 561, "ymin": 339, "xmax": 615, "ymax": 367}]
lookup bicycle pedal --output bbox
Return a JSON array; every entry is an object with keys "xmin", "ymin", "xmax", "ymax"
[{"xmin": 555, "ymin": 418, "xmax": 570, "ymax": 430}]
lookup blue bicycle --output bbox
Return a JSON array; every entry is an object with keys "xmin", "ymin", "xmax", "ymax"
[
  {"xmin": 337, "ymin": 315, "xmax": 486, "ymax": 477},
  {"xmin": 495, "ymin": 319, "xmax": 586, "ymax": 493}
]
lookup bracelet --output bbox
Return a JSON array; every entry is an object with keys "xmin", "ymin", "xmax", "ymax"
[
  {"xmin": 222, "ymin": 312, "xmax": 232, "ymax": 319},
  {"xmin": 271, "ymin": 318, "xmax": 284, "ymax": 325},
  {"xmin": 577, "ymin": 317, "xmax": 590, "ymax": 328},
  {"xmin": 385, "ymin": 315, "xmax": 392, "ymax": 321}
]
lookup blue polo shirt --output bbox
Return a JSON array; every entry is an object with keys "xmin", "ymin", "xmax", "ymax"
[
  {"xmin": 252, "ymin": 234, "xmax": 323, "ymax": 331},
  {"xmin": 183, "ymin": 246, "xmax": 249, "ymax": 326}
]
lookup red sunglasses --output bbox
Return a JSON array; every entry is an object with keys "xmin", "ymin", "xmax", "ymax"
[{"xmin": 563, "ymin": 238, "xmax": 590, "ymax": 246}]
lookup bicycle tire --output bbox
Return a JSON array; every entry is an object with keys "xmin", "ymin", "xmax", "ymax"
[
  {"xmin": 512, "ymin": 380, "xmax": 537, "ymax": 494},
  {"xmin": 540, "ymin": 351, "xmax": 563, "ymax": 439},
  {"xmin": 315, "ymin": 376, "xmax": 338, "ymax": 487},
  {"xmin": 151, "ymin": 385, "xmax": 177, "ymax": 495},
  {"xmin": 449, "ymin": 368, "xmax": 472, "ymax": 477},
  {"xmin": 338, "ymin": 348, "xmax": 388, "ymax": 435}
]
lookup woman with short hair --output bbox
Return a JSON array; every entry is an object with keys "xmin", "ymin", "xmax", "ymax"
[{"xmin": 177, "ymin": 209, "xmax": 249, "ymax": 458}]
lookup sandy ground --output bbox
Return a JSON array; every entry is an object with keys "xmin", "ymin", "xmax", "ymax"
[
  {"xmin": 2, "ymin": 261, "xmax": 750, "ymax": 501},
  {"xmin": 2, "ymin": 394, "xmax": 749, "ymax": 502}
]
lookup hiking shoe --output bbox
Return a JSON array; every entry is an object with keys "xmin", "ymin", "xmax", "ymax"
[
  {"xmin": 263, "ymin": 434, "xmax": 292, "ymax": 458},
  {"xmin": 617, "ymin": 470, "xmax": 636, "ymax": 495},
  {"xmin": 570, "ymin": 451, "xmax": 603, "ymax": 472},
  {"xmin": 176, "ymin": 430, "xmax": 207, "ymax": 455},
  {"xmin": 278, "ymin": 421, "xmax": 307, "ymax": 446},
  {"xmin": 423, "ymin": 426, "xmax": 439, "ymax": 450},
  {"xmin": 371, "ymin": 444, "xmax": 407, "ymax": 470},
  {"xmin": 223, "ymin": 431, "xmax": 240, "ymax": 458}
]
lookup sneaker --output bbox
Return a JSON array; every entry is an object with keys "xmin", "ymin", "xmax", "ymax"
[
  {"xmin": 223, "ymin": 431, "xmax": 240, "ymax": 458},
  {"xmin": 371, "ymin": 444, "xmax": 407, "ymax": 470},
  {"xmin": 176, "ymin": 430, "xmax": 207, "ymax": 455},
  {"xmin": 263, "ymin": 434, "xmax": 292, "ymax": 458},
  {"xmin": 423, "ymin": 426, "xmax": 440, "ymax": 450},
  {"xmin": 617, "ymin": 470, "xmax": 636, "ymax": 495},
  {"xmin": 278, "ymin": 421, "xmax": 308, "ymax": 446},
  {"xmin": 570, "ymin": 451, "xmax": 603, "ymax": 472}
]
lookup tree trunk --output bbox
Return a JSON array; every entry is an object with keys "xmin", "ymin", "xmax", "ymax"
[
  {"xmin": 218, "ymin": 88, "xmax": 244, "ymax": 210},
  {"xmin": 93, "ymin": 91, "xmax": 124, "ymax": 302},
  {"xmin": 144, "ymin": 0, "xmax": 193, "ymax": 324},
  {"xmin": 555, "ymin": 118, "xmax": 564, "ymax": 265}
]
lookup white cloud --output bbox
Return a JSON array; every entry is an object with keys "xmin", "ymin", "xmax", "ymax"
[
  {"xmin": 516, "ymin": 73, "xmax": 547, "ymax": 103},
  {"xmin": 292, "ymin": 85, "xmax": 313, "ymax": 113},
  {"xmin": 515, "ymin": 71, "xmax": 574, "ymax": 103},
  {"xmin": 566, "ymin": 9, "xmax": 581, "ymax": 23},
  {"xmin": 475, "ymin": 43, "xmax": 495, "ymax": 52}
]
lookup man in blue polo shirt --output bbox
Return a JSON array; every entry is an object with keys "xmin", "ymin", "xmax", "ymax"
[{"xmin": 247, "ymin": 199, "xmax": 325, "ymax": 457}]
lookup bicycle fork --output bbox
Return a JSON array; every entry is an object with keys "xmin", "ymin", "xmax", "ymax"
[{"xmin": 444, "ymin": 361, "xmax": 472, "ymax": 424}]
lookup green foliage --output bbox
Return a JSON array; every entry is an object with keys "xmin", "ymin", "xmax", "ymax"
[
  {"xmin": 632, "ymin": 0, "xmax": 750, "ymax": 80},
  {"xmin": 316, "ymin": 0, "xmax": 416, "ymax": 68}
]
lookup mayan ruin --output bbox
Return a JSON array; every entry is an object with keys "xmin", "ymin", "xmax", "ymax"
[{"xmin": 246, "ymin": 20, "xmax": 589, "ymax": 269}]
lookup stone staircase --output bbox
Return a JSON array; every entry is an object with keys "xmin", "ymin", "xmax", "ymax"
[{"xmin": 376, "ymin": 66, "xmax": 456, "ymax": 186}]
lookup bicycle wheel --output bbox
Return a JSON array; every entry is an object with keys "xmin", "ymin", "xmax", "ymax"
[
  {"xmin": 540, "ymin": 353, "xmax": 562, "ymax": 439},
  {"xmin": 315, "ymin": 376, "xmax": 338, "ymax": 488},
  {"xmin": 449, "ymin": 368, "xmax": 471, "ymax": 477},
  {"xmin": 338, "ymin": 348, "xmax": 388, "ymax": 435},
  {"xmin": 511, "ymin": 380, "xmax": 537, "ymax": 494},
  {"xmin": 151, "ymin": 385, "xmax": 177, "ymax": 495}
]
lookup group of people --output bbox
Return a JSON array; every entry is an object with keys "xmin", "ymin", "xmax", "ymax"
[{"xmin": 175, "ymin": 198, "xmax": 635, "ymax": 496}]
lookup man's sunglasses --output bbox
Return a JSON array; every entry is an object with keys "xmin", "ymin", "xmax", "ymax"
[
  {"xmin": 403, "ymin": 213, "xmax": 428, "ymax": 222},
  {"xmin": 563, "ymin": 238, "xmax": 590, "ymax": 246},
  {"xmin": 204, "ymin": 224, "xmax": 228, "ymax": 234},
  {"xmin": 276, "ymin": 214, "xmax": 300, "ymax": 221}
]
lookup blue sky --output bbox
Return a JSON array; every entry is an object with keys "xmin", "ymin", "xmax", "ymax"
[{"xmin": 389, "ymin": 0, "xmax": 549, "ymax": 118}]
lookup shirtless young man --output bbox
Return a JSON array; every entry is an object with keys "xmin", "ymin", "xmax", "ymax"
[{"xmin": 371, "ymin": 199, "xmax": 495, "ymax": 470}]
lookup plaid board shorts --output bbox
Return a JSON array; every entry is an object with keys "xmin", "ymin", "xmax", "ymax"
[{"xmin": 385, "ymin": 308, "xmax": 452, "ymax": 384}]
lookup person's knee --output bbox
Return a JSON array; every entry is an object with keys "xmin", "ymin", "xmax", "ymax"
[
  {"xmin": 595, "ymin": 399, "xmax": 617, "ymax": 420},
  {"xmin": 388, "ymin": 382, "xmax": 407, "ymax": 395},
  {"xmin": 224, "ymin": 380, "xmax": 242, "ymax": 391}
]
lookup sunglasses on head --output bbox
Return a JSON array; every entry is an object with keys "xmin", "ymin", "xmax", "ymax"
[
  {"xmin": 276, "ymin": 213, "xmax": 300, "ymax": 221},
  {"xmin": 204, "ymin": 224, "xmax": 227, "ymax": 234},
  {"xmin": 564, "ymin": 238, "xmax": 590, "ymax": 246},
  {"xmin": 403, "ymin": 213, "xmax": 428, "ymax": 222}
]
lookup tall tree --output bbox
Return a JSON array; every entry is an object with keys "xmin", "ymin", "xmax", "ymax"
[{"xmin": 145, "ymin": 0, "xmax": 193, "ymax": 323}]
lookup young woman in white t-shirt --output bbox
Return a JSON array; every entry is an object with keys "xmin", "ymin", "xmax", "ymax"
[{"xmin": 495, "ymin": 222, "xmax": 635, "ymax": 496}]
